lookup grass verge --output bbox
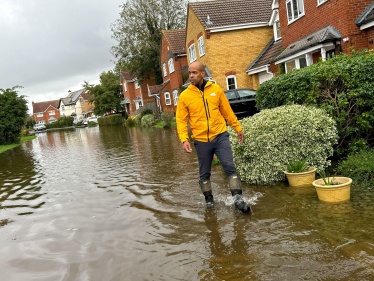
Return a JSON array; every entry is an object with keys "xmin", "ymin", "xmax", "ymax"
[
  {"xmin": 153, "ymin": 120, "xmax": 177, "ymax": 128},
  {"xmin": 0, "ymin": 136, "xmax": 37, "ymax": 154}
]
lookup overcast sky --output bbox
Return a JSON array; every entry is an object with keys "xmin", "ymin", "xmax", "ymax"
[{"xmin": 0, "ymin": 0, "xmax": 123, "ymax": 113}]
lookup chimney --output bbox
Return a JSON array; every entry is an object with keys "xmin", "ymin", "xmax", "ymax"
[
  {"xmin": 32, "ymin": 101, "xmax": 34, "ymax": 104},
  {"xmin": 68, "ymin": 90, "xmax": 71, "ymax": 93}
]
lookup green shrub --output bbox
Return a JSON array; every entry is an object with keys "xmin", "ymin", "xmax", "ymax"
[
  {"xmin": 97, "ymin": 114, "xmax": 123, "ymax": 126},
  {"xmin": 126, "ymin": 116, "xmax": 136, "ymax": 127},
  {"xmin": 140, "ymin": 108, "xmax": 154, "ymax": 118},
  {"xmin": 229, "ymin": 105, "xmax": 338, "ymax": 184},
  {"xmin": 45, "ymin": 122, "xmax": 60, "ymax": 129},
  {"xmin": 88, "ymin": 121, "xmax": 97, "ymax": 127},
  {"xmin": 161, "ymin": 109, "xmax": 174, "ymax": 128},
  {"xmin": 141, "ymin": 114, "xmax": 155, "ymax": 127},
  {"xmin": 134, "ymin": 114, "xmax": 142, "ymax": 126},
  {"xmin": 57, "ymin": 116, "xmax": 74, "ymax": 127},
  {"xmin": 256, "ymin": 51, "xmax": 374, "ymax": 156},
  {"xmin": 286, "ymin": 158, "xmax": 309, "ymax": 173},
  {"xmin": 338, "ymin": 149, "xmax": 374, "ymax": 187}
]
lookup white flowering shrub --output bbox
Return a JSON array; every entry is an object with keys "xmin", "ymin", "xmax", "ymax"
[
  {"xmin": 141, "ymin": 114, "xmax": 155, "ymax": 127},
  {"xmin": 228, "ymin": 105, "xmax": 338, "ymax": 184}
]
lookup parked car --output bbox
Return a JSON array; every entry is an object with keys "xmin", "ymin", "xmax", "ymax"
[
  {"xmin": 73, "ymin": 119, "xmax": 84, "ymax": 125},
  {"xmin": 84, "ymin": 116, "xmax": 99, "ymax": 125},
  {"xmin": 223, "ymin": 88, "xmax": 258, "ymax": 119},
  {"xmin": 33, "ymin": 124, "xmax": 46, "ymax": 131}
]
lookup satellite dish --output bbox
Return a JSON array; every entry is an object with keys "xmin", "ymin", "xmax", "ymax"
[
  {"xmin": 182, "ymin": 66, "xmax": 189, "ymax": 72},
  {"xmin": 166, "ymin": 51, "xmax": 173, "ymax": 58}
]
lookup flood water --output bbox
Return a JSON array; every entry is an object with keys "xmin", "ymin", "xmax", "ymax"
[{"xmin": 1, "ymin": 126, "xmax": 374, "ymax": 280}]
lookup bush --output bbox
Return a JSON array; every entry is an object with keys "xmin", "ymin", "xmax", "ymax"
[
  {"xmin": 45, "ymin": 122, "xmax": 60, "ymax": 129},
  {"xmin": 0, "ymin": 87, "xmax": 28, "ymax": 145},
  {"xmin": 126, "ymin": 116, "xmax": 136, "ymax": 127},
  {"xmin": 134, "ymin": 114, "xmax": 142, "ymax": 126},
  {"xmin": 161, "ymin": 109, "xmax": 174, "ymax": 128},
  {"xmin": 256, "ymin": 51, "xmax": 374, "ymax": 156},
  {"xmin": 140, "ymin": 108, "xmax": 154, "ymax": 118},
  {"xmin": 57, "ymin": 116, "xmax": 74, "ymax": 127},
  {"xmin": 88, "ymin": 121, "xmax": 97, "ymax": 127},
  {"xmin": 229, "ymin": 105, "xmax": 338, "ymax": 184},
  {"xmin": 97, "ymin": 114, "xmax": 123, "ymax": 126},
  {"xmin": 338, "ymin": 149, "xmax": 374, "ymax": 187},
  {"xmin": 141, "ymin": 114, "xmax": 155, "ymax": 127}
]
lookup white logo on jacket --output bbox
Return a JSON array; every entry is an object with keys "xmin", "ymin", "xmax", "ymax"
[{"xmin": 210, "ymin": 93, "xmax": 216, "ymax": 96}]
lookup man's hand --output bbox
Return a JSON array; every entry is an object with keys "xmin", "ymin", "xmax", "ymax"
[
  {"xmin": 237, "ymin": 131, "xmax": 244, "ymax": 144},
  {"xmin": 183, "ymin": 141, "xmax": 192, "ymax": 153}
]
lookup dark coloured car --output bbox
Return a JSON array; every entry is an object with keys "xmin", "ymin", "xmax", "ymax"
[{"xmin": 224, "ymin": 88, "xmax": 258, "ymax": 119}]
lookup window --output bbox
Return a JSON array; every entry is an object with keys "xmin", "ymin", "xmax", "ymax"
[
  {"xmin": 326, "ymin": 49, "xmax": 335, "ymax": 59},
  {"xmin": 168, "ymin": 58, "xmax": 174, "ymax": 74},
  {"xmin": 188, "ymin": 44, "xmax": 197, "ymax": 63},
  {"xmin": 61, "ymin": 105, "xmax": 65, "ymax": 111},
  {"xmin": 135, "ymin": 101, "xmax": 143, "ymax": 110},
  {"xmin": 37, "ymin": 112, "xmax": 43, "ymax": 117},
  {"xmin": 226, "ymin": 75, "xmax": 237, "ymax": 90},
  {"xmin": 317, "ymin": 0, "xmax": 328, "ymax": 5},
  {"xmin": 197, "ymin": 36, "xmax": 205, "ymax": 57},
  {"xmin": 224, "ymin": 91, "xmax": 238, "ymax": 101},
  {"xmin": 164, "ymin": 92, "xmax": 171, "ymax": 105},
  {"xmin": 285, "ymin": 60, "xmax": 296, "ymax": 72},
  {"xmin": 173, "ymin": 90, "xmax": 179, "ymax": 106},
  {"xmin": 237, "ymin": 89, "xmax": 256, "ymax": 99},
  {"xmin": 82, "ymin": 100, "xmax": 85, "ymax": 107},
  {"xmin": 274, "ymin": 21, "xmax": 281, "ymax": 40},
  {"xmin": 285, "ymin": 56, "xmax": 310, "ymax": 73},
  {"xmin": 163, "ymin": 63, "xmax": 167, "ymax": 77},
  {"xmin": 286, "ymin": 0, "xmax": 304, "ymax": 23},
  {"xmin": 124, "ymin": 82, "xmax": 127, "ymax": 92},
  {"xmin": 49, "ymin": 110, "xmax": 55, "ymax": 116},
  {"xmin": 299, "ymin": 57, "xmax": 307, "ymax": 68},
  {"xmin": 37, "ymin": 120, "xmax": 45, "ymax": 124},
  {"xmin": 135, "ymin": 80, "xmax": 140, "ymax": 89}
]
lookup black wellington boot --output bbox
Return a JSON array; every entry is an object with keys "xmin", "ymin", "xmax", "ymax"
[
  {"xmin": 199, "ymin": 179, "xmax": 214, "ymax": 205},
  {"xmin": 228, "ymin": 174, "xmax": 251, "ymax": 213}
]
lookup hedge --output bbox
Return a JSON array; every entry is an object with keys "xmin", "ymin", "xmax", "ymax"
[
  {"xmin": 256, "ymin": 50, "xmax": 374, "ymax": 156},
  {"xmin": 44, "ymin": 116, "xmax": 74, "ymax": 129},
  {"xmin": 228, "ymin": 105, "xmax": 338, "ymax": 184},
  {"xmin": 98, "ymin": 114, "xmax": 123, "ymax": 126}
]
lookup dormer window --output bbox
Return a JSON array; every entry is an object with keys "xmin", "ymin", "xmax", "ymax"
[{"xmin": 286, "ymin": 0, "xmax": 304, "ymax": 23}]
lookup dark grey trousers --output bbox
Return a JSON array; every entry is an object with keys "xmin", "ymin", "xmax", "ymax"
[{"xmin": 194, "ymin": 131, "xmax": 237, "ymax": 181}]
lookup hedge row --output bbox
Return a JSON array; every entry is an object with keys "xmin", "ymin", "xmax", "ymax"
[
  {"xmin": 256, "ymin": 50, "xmax": 374, "ymax": 156},
  {"xmin": 45, "ymin": 116, "xmax": 74, "ymax": 129},
  {"xmin": 98, "ymin": 114, "xmax": 123, "ymax": 126}
]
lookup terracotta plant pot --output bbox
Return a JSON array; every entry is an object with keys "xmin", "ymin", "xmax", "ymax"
[
  {"xmin": 312, "ymin": 177, "xmax": 352, "ymax": 203},
  {"xmin": 284, "ymin": 167, "xmax": 317, "ymax": 187}
]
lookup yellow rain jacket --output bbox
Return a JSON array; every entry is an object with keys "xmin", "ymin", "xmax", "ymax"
[{"xmin": 176, "ymin": 81, "xmax": 242, "ymax": 143}]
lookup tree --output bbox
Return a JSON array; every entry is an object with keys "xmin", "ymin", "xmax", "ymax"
[
  {"xmin": 111, "ymin": 0, "xmax": 187, "ymax": 84},
  {"xmin": 0, "ymin": 86, "xmax": 28, "ymax": 145},
  {"xmin": 84, "ymin": 71, "xmax": 126, "ymax": 117}
]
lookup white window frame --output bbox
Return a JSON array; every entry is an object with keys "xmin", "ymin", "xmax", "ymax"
[
  {"xmin": 135, "ymin": 100, "xmax": 143, "ymax": 110},
  {"xmin": 226, "ymin": 75, "xmax": 237, "ymax": 90},
  {"xmin": 124, "ymin": 82, "xmax": 127, "ymax": 92},
  {"xmin": 273, "ymin": 13, "xmax": 281, "ymax": 40},
  {"xmin": 61, "ymin": 105, "xmax": 65, "ymax": 111},
  {"xmin": 188, "ymin": 43, "xmax": 197, "ymax": 63},
  {"xmin": 168, "ymin": 58, "xmax": 174, "ymax": 74},
  {"xmin": 135, "ymin": 80, "xmax": 140, "ymax": 89},
  {"xmin": 82, "ymin": 100, "xmax": 85, "ymax": 107},
  {"xmin": 49, "ymin": 110, "xmax": 55, "ymax": 116},
  {"xmin": 164, "ymin": 92, "xmax": 171, "ymax": 105},
  {"xmin": 71, "ymin": 104, "xmax": 75, "ymax": 109},
  {"xmin": 37, "ymin": 112, "xmax": 43, "ymax": 117},
  {"xmin": 285, "ymin": 56, "xmax": 311, "ymax": 73},
  {"xmin": 286, "ymin": 0, "xmax": 305, "ymax": 24},
  {"xmin": 173, "ymin": 90, "xmax": 179, "ymax": 106},
  {"xmin": 197, "ymin": 36, "xmax": 205, "ymax": 57},
  {"xmin": 317, "ymin": 0, "xmax": 328, "ymax": 6},
  {"xmin": 163, "ymin": 63, "xmax": 168, "ymax": 77},
  {"xmin": 37, "ymin": 120, "xmax": 45, "ymax": 124}
]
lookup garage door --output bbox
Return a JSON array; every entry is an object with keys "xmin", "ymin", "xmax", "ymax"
[{"xmin": 258, "ymin": 71, "xmax": 273, "ymax": 84}]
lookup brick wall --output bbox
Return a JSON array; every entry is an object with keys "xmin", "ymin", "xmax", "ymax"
[
  {"xmin": 279, "ymin": 0, "xmax": 373, "ymax": 53},
  {"xmin": 186, "ymin": 6, "xmax": 273, "ymax": 90},
  {"xmin": 34, "ymin": 106, "xmax": 60, "ymax": 124}
]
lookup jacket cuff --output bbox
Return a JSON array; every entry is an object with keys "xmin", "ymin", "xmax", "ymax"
[
  {"xmin": 232, "ymin": 124, "xmax": 242, "ymax": 132},
  {"xmin": 181, "ymin": 138, "xmax": 189, "ymax": 143}
]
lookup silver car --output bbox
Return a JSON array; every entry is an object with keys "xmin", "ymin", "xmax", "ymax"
[{"xmin": 33, "ymin": 124, "xmax": 46, "ymax": 131}]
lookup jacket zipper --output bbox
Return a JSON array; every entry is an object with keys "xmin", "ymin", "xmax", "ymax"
[{"xmin": 199, "ymin": 90, "xmax": 210, "ymax": 142}]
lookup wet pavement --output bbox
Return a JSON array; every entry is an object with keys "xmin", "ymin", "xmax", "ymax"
[{"xmin": 1, "ymin": 126, "xmax": 374, "ymax": 280}]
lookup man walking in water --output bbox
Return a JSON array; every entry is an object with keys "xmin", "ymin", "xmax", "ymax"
[{"xmin": 176, "ymin": 62, "xmax": 250, "ymax": 213}]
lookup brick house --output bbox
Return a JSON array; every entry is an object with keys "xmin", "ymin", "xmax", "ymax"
[
  {"xmin": 121, "ymin": 71, "xmax": 156, "ymax": 116},
  {"xmin": 269, "ymin": 0, "xmax": 374, "ymax": 73},
  {"xmin": 149, "ymin": 29, "xmax": 188, "ymax": 113},
  {"xmin": 32, "ymin": 100, "xmax": 60, "ymax": 124},
  {"xmin": 185, "ymin": 0, "xmax": 274, "ymax": 91},
  {"xmin": 59, "ymin": 89, "xmax": 94, "ymax": 122}
]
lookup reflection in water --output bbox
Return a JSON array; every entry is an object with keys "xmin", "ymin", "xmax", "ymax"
[{"xmin": 0, "ymin": 126, "xmax": 374, "ymax": 280}]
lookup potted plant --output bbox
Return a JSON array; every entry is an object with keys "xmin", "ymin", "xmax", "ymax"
[
  {"xmin": 312, "ymin": 170, "xmax": 352, "ymax": 203},
  {"xmin": 284, "ymin": 159, "xmax": 317, "ymax": 187}
]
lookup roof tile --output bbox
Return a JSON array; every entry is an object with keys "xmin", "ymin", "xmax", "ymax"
[
  {"xmin": 163, "ymin": 29, "xmax": 186, "ymax": 54},
  {"xmin": 33, "ymin": 100, "xmax": 60, "ymax": 114}
]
